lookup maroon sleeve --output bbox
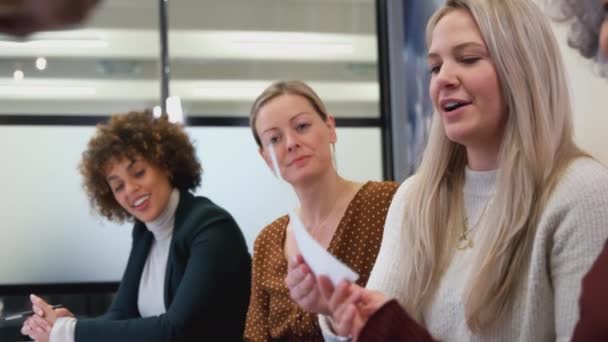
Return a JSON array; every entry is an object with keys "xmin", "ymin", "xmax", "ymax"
[
  {"xmin": 358, "ymin": 300, "xmax": 435, "ymax": 342},
  {"xmin": 571, "ymin": 240, "xmax": 608, "ymax": 341}
]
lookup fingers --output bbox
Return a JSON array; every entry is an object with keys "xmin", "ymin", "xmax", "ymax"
[
  {"xmin": 333, "ymin": 285, "xmax": 362, "ymax": 322},
  {"xmin": 334, "ymin": 303, "xmax": 357, "ymax": 336},
  {"xmin": 285, "ymin": 255, "xmax": 310, "ymax": 286},
  {"xmin": 31, "ymin": 314, "xmax": 52, "ymax": 333},
  {"xmin": 286, "ymin": 255, "xmax": 318, "ymax": 307},
  {"xmin": 289, "ymin": 271, "xmax": 315, "ymax": 298},
  {"xmin": 286, "ymin": 254, "xmax": 304, "ymax": 271},
  {"xmin": 21, "ymin": 316, "xmax": 49, "ymax": 339},
  {"xmin": 327, "ymin": 281, "xmax": 352, "ymax": 314},
  {"xmin": 30, "ymin": 294, "xmax": 57, "ymax": 324},
  {"xmin": 317, "ymin": 275, "xmax": 336, "ymax": 305}
]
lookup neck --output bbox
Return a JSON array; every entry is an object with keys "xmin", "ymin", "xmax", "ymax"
[
  {"xmin": 146, "ymin": 188, "xmax": 179, "ymax": 241},
  {"xmin": 292, "ymin": 168, "xmax": 351, "ymax": 225},
  {"xmin": 466, "ymin": 142, "xmax": 500, "ymax": 171}
]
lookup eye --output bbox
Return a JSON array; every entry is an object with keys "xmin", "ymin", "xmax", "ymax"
[
  {"xmin": 134, "ymin": 169, "xmax": 145, "ymax": 178},
  {"xmin": 113, "ymin": 183, "xmax": 124, "ymax": 193},
  {"xmin": 461, "ymin": 56, "xmax": 480, "ymax": 65},
  {"xmin": 429, "ymin": 64, "xmax": 441, "ymax": 75},
  {"xmin": 296, "ymin": 123, "xmax": 310, "ymax": 132},
  {"xmin": 267, "ymin": 135, "xmax": 280, "ymax": 145}
]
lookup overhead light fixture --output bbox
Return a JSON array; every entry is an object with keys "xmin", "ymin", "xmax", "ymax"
[
  {"xmin": 35, "ymin": 57, "xmax": 47, "ymax": 70},
  {"xmin": 166, "ymin": 96, "xmax": 185, "ymax": 124},
  {"xmin": 0, "ymin": 30, "xmax": 108, "ymax": 49},
  {"xmin": 0, "ymin": 84, "xmax": 96, "ymax": 98},
  {"xmin": 228, "ymin": 32, "xmax": 354, "ymax": 57},
  {"xmin": 153, "ymin": 106, "xmax": 162, "ymax": 118},
  {"xmin": 187, "ymin": 80, "xmax": 378, "ymax": 102},
  {"xmin": 13, "ymin": 69, "xmax": 23, "ymax": 81},
  {"xmin": 0, "ymin": 39, "xmax": 108, "ymax": 49},
  {"xmin": 191, "ymin": 81, "xmax": 267, "ymax": 100}
]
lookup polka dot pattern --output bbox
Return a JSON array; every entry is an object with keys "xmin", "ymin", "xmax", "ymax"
[{"xmin": 244, "ymin": 181, "xmax": 399, "ymax": 341}]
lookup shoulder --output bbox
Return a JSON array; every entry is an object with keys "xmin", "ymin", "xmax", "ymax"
[
  {"xmin": 540, "ymin": 158, "xmax": 608, "ymax": 248},
  {"xmin": 253, "ymin": 215, "xmax": 288, "ymax": 252},
  {"xmin": 175, "ymin": 193, "xmax": 245, "ymax": 245},
  {"xmin": 380, "ymin": 176, "xmax": 418, "ymax": 230},
  {"xmin": 549, "ymin": 158, "xmax": 608, "ymax": 208},
  {"xmin": 390, "ymin": 176, "xmax": 418, "ymax": 208},
  {"xmin": 357, "ymin": 181, "xmax": 400, "ymax": 202}
]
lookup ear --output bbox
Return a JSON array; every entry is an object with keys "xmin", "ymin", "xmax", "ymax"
[{"xmin": 326, "ymin": 115, "xmax": 337, "ymax": 144}]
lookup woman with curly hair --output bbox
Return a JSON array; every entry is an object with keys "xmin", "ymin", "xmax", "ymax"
[
  {"xmin": 20, "ymin": 111, "xmax": 251, "ymax": 342},
  {"xmin": 551, "ymin": 0, "xmax": 608, "ymax": 340},
  {"xmin": 551, "ymin": 0, "xmax": 608, "ymax": 74}
]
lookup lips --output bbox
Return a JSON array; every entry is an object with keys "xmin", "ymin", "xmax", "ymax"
[
  {"xmin": 440, "ymin": 98, "xmax": 472, "ymax": 112},
  {"xmin": 288, "ymin": 155, "xmax": 311, "ymax": 166},
  {"xmin": 131, "ymin": 194, "xmax": 150, "ymax": 209}
]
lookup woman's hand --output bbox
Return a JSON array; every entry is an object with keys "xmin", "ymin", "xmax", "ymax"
[
  {"xmin": 285, "ymin": 254, "xmax": 330, "ymax": 315},
  {"xmin": 318, "ymin": 276, "xmax": 390, "ymax": 340},
  {"xmin": 20, "ymin": 294, "xmax": 74, "ymax": 341}
]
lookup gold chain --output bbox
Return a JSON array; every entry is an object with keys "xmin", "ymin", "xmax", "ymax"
[{"xmin": 457, "ymin": 198, "xmax": 493, "ymax": 250}]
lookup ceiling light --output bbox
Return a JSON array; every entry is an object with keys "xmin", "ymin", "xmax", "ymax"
[
  {"xmin": 0, "ymin": 30, "xmax": 108, "ymax": 50},
  {"xmin": 153, "ymin": 106, "xmax": 162, "ymax": 118},
  {"xmin": 13, "ymin": 69, "xmax": 23, "ymax": 81},
  {"xmin": 166, "ymin": 96, "xmax": 184, "ymax": 124},
  {"xmin": 0, "ymin": 84, "xmax": 96, "ymax": 98},
  {"xmin": 35, "ymin": 57, "xmax": 47, "ymax": 70}
]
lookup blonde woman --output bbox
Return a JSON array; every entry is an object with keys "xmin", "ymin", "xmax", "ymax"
[
  {"xmin": 243, "ymin": 81, "xmax": 398, "ymax": 341},
  {"xmin": 286, "ymin": 0, "xmax": 608, "ymax": 341}
]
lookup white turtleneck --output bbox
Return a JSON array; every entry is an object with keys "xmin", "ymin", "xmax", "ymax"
[
  {"xmin": 50, "ymin": 188, "xmax": 180, "ymax": 342},
  {"xmin": 137, "ymin": 187, "xmax": 179, "ymax": 317}
]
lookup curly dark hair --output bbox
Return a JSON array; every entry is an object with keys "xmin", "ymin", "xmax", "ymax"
[
  {"xmin": 552, "ymin": 0, "xmax": 605, "ymax": 59},
  {"xmin": 79, "ymin": 111, "xmax": 202, "ymax": 222}
]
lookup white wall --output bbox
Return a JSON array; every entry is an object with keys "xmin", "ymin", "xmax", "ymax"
[
  {"xmin": 0, "ymin": 126, "xmax": 383, "ymax": 285},
  {"xmin": 544, "ymin": 7, "xmax": 608, "ymax": 164}
]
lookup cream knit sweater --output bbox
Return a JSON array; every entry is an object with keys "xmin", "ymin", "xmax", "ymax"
[{"xmin": 321, "ymin": 158, "xmax": 608, "ymax": 341}]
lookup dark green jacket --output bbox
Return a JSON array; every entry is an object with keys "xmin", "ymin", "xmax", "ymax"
[{"xmin": 75, "ymin": 191, "xmax": 251, "ymax": 342}]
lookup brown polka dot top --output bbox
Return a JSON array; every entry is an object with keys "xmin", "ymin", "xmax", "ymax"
[{"xmin": 244, "ymin": 181, "xmax": 399, "ymax": 342}]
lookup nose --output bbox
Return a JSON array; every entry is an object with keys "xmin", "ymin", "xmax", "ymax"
[
  {"xmin": 435, "ymin": 61, "xmax": 460, "ymax": 90},
  {"xmin": 284, "ymin": 130, "xmax": 300, "ymax": 153},
  {"xmin": 124, "ymin": 181, "xmax": 139, "ymax": 197}
]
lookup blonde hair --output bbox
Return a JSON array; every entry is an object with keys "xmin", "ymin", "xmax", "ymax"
[
  {"xmin": 249, "ymin": 80, "xmax": 330, "ymax": 147},
  {"xmin": 401, "ymin": 0, "xmax": 585, "ymax": 332}
]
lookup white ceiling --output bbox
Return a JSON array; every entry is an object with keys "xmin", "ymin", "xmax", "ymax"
[{"xmin": 0, "ymin": 0, "xmax": 379, "ymax": 117}]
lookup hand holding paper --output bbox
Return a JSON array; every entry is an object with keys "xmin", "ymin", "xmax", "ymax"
[{"xmin": 288, "ymin": 210, "xmax": 359, "ymax": 286}]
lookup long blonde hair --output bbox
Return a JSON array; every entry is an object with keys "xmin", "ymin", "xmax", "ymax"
[{"xmin": 401, "ymin": 0, "xmax": 584, "ymax": 332}]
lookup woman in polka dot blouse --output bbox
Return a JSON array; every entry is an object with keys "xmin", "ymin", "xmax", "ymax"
[{"xmin": 243, "ymin": 80, "xmax": 399, "ymax": 341}]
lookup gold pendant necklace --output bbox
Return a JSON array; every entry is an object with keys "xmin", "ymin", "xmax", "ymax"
[
  {"xmin": 457, "ymin": 228, "xmax": 474, "ymax": 250},
  {"xmin": 457, "ymin": 198, "xmax": 493, "ymax": 251}
]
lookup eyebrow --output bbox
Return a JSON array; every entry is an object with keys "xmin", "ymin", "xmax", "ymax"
[
  {"xmin": 427, "ymin": 42, "xmax": 487, "ymax": 59},
  {"xmin": 106, "ymin": 159, "xmax": 136, "ymax": 182},
  {"xmin": 261, "ymin": 111, "xmax": 310, "ymax": 135}
]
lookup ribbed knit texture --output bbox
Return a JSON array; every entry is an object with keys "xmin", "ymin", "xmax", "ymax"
[{"xmin": 322, "ymin": 158, "xmax": 608, "ymax": 342}]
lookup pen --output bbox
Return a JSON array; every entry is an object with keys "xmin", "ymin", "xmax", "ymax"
[{"xmin": 1, "ymin": 304, "xmax": 64, "ymax": 321}]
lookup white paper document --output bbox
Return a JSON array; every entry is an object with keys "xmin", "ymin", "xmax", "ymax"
[{"xmin": 288, "ymin": 210, "xmax": 359, "ymax": 286}]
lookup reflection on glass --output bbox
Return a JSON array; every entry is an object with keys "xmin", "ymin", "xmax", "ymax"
[
  {"xmin": 169, "ymin": 0, "xmax": 379, "ymax": 119},
  {"xmin": 403, "ymin": 0, "xmax": 443, "ymax": 172}
]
